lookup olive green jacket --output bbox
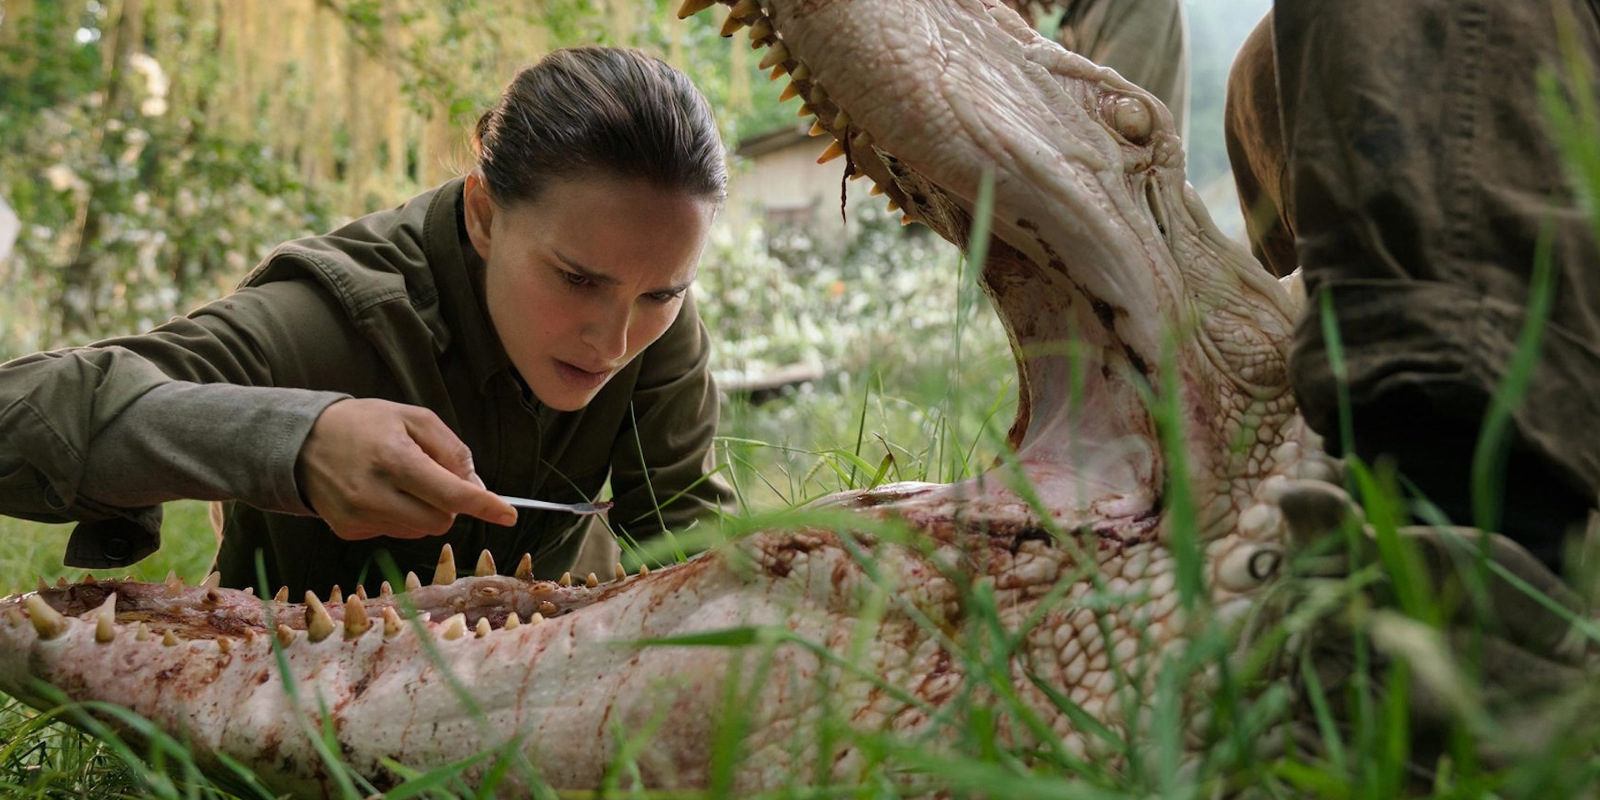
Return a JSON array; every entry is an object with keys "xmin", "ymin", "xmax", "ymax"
[{"xmin": 0, "ymin": 178, "xmax": 731, "ymax": 595}]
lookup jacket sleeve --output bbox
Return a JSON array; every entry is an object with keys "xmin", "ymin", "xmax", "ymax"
[
  {"xmin": 605, "ymin": 291, "xmax": 734, "ymax": 543},
  {"xmin": 0, "ymin": 276, "xmax": 382, "ymax": 561}
]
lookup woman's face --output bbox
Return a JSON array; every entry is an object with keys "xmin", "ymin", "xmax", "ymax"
[{"xmin": 464, "ymin": 172, "xmax": 716, "ymax": 411}]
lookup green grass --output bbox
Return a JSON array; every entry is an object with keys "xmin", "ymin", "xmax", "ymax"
[{"xmin": 0, "ymin": 501, "xmax": 220, "ymax": 596}]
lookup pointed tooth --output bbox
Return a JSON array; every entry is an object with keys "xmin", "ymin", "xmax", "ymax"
[
  {"xmin": 817, "ymin": 140, "xmax": 847, "ymax": 164},
  {"xmin": 809, "ymin": 120, "xmax": 827, "ymax": 137},
  {"xmin": 304, "ymin": 591, "xmax": 335, "ymax": 643},
  {"xmin": 675, "ymin": 0, "xmax": 715, "ymax": 18},
  {"xmin": 901, "ymin": 214, "xmax": 915, "ymax": 226},
  {"xmin": 201, "ymin": 572, "xmax": 221, "ymax": 590},
  {"xmin": 405, "ymin": 572, "xmax": 422, "ymax": 592},
  {"xmin": 441, "ymin": 613, "xmax": 468, "ymax": 640},
  {"xmin": 93, "ymin": 593, "xmax": 118, "ymax": 643},
  {"xmin": 35, "ymin": 578, "xmax": 48, "ymax": 592},
  {"xmin": 344, "ymin": 596, "xmax": 370, "ymax": 639},
  {"xmin": 56, "ymin": 577, "xmax": 67, "ymax": 588},
  {"xmin": 380, "ymin": 581, "xmax": 393, "ymax": 597},
  {"xmin": 216, "ymin": 637, "xmax": 231, "ymax": 654},
  {"xmin": 870, "ymin": 183, "xmax": 885, "ymax": 196},
  {"xmin": 24, "ymin": 595, "xmax": 67, "ymax": 640},
  {"xmin": 328, "ymin": 586, "xmax": 343, "ymax": 605},
  {"xmin": 886, "ymin": 199, "xmax": 900, "ymax": 211},
  {"xmin": 730, "ymin": 0, "xmax": 759, "ymax": 17},
  {"xmin": 514, "ymin": 554, "xmax": 534, "ymax": 581},
  {"xmin": 585, "ymin": 572, "xmax": 600, "ymax": 588},
  {"xmin": 474, "ymin": 617, "xmax": 492, "ymax": 638},
  {"xmin": 274, "ymin": 586, "xmax": 289, "ymax": 603},
  {"xmin": 164, "ymin": 571, "xmax": 182, "ymax": 590},
  {"xmin": 749, "ymin": 18, "xmax": 773, "ymax": 43},
  {"xmin": 82, "ymin": 574, "xmax": 96, "ymax": 584},
  {"xmin": 719, "ymin": 13, "xmax": 747, "ymax": 36},
  {"xmin": 505, "ymin": 612, "xmax": 521, "ymax": 630},
  {"xmin": 276, "ymin": 624, "xmax": 296, "ymax": 647},
  {"xmin": 355, "ymin": 585, "xmax": 368, "ymax": 601},
  {"xmin": 382, "ymin": 606, "xmax": 403, "ymax": 638},
  {"xmin": 475, "ymin": 549, "xmax": 497, "ymax": 577},
  {"xmin": 759, "ymin": 41, "xmax": 789, "ymax": 71},
  {"xmin": 559, "ymin": 572, "xmax": 573, "ymax": 587},
  {"xmin": 530, "ymin": 612, "xmax": 546, "ymax": 624},
  {"xmin": 243, "ymin": 586, "xmax": 255, "ymax": 597},
  {"xmin": 135, "ymin": 622, "xmax": 152, "ymax": 642},
  {"xmin": 638, "ymin": 563, "xmax": 650, "ymax": 577},
  {"xmin": 539, "ymin": 600, "xmax": 558, "ymax": 617},
  {"xmin": 162, "ymin": 630, "xmax": 179, "ymax": 647},
  {"xmin": 613, "ymin": 563, "xmax": 627, "ymax": 582},
  {"xmin": 779, "ymin": 82, "xmax": 801, "ymax": 103},
  {"xmin": 798, "ymin": 104, "xmax": 815, "ymax": 118},
  {"xmin": 791, "ymin": 63, "xmax": 811, "ymax": 81},
  {"xmin": 434, "ymin": 545, "xmax": 457, "ymax": 585},
  {"xmin": 833, "ymin": 110, "xmax": 852, "ymax": 130}
]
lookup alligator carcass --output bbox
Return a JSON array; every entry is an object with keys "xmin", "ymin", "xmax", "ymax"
[{"xmin": 0, "ymin": 0, "xmax": 1326, "ymax": 794}]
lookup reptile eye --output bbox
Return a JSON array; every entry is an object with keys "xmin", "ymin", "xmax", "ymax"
[{"xmin": 1108, "ymin": 95, "xmax": 1153, "ymax": 144}]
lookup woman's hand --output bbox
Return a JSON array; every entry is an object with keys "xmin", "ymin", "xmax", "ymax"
[{"xmin": 296, "ymin": 398, "xmax": 518, "ymax": 540}]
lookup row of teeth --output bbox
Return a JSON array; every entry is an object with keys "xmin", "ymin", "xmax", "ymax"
[
  {"xmin": 678, "ymin": 0, "xmax": 914, "ymax": 223},
  {"xmin": 7, "ymin": 543, "xmax": 651, "ymax": 648}
]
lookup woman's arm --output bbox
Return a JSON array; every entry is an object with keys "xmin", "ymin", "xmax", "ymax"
[{"xmin": 0, "ymin": 277, "xmax": 512, "ymax": 546}]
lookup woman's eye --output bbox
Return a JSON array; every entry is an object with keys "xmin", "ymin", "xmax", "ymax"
[
  {"xmin": 560, "ymin": 270, "xmax": 591, "ymax": 287},
  {"xmin": 647, "ymin": 290, "xmax": 684, "ymax": 303}
]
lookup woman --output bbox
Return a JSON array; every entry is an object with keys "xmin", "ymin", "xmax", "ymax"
[{"xmin": 0, "ymin": 46, "xmax": 733, "ymax": 595}]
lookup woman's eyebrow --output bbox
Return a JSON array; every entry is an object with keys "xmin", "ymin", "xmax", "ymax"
[
  {"xmin": 554, "ymin": 249, "xmax": 696, "ymax": 295},
  {"xmin": 553, "ymin": 250, "xmax": 621, "ymax": 286}
]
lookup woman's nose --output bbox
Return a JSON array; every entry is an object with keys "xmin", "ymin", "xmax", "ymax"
[{"xmin": 581, "ymin": 304, "xmax": 629, "ymax": 362}]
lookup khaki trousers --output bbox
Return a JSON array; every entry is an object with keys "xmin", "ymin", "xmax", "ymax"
[{"xmin": 1227, "ymin": 0, "xmax": 1600, "ymax": 572}]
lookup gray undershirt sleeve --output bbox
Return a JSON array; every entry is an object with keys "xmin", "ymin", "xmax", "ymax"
[{"xmin": 78, "ymin": 381, "xmax": 350, "ymax": 514}]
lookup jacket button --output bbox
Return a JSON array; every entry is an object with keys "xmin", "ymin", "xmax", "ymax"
[
  {"xmin": 41, "ymin": 483, "xmax": 66, "ymax": 511},
  {"xmin": 101, "ymin": 536, "xmax": 132, "ymax": 562}
]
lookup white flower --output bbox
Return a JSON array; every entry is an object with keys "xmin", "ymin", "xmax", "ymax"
[{"xmin": 43, "ymin": 164, "xmax": 85, "ymax": 193}]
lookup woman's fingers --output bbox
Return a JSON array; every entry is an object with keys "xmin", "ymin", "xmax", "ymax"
[
  {"xmin": 329, "ymin": 489, "xmax": 456, "ymax": 540},
  {"xmin": 399, "ymin": 409, "xmax": 518, "ymax": 526},
  {"xmin": 298, "ymin": 399, "xmax": 517, "ymax": 540}
]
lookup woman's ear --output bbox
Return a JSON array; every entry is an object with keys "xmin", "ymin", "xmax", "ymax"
[{"xmin": 462, "ymin": 173, "xmax": 495, "ymax": 259}]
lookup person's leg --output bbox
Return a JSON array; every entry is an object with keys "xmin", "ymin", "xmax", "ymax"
[
  {"xmin": 1273, "ymin": 0, "xmax": 1600, "ymax": 573},
  {"xmin": 1224, "ymin": 10, "xmax": 1297, "ymax": 279}
]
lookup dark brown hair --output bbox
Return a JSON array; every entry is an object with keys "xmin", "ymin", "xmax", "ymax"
[{"xmin": 472, "ymin": 46, "xmax": 726, "ymax": 206}]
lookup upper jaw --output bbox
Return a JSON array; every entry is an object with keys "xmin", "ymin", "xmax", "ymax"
[{"xmin": 718, "ymin": 0, "xmax": 1190, "ymax": 353}]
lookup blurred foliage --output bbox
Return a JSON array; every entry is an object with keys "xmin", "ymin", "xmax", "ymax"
[
  {"xmin": 0, "ymin": 0, "xmax": 795, "ymax": 359},
  {"xmin": 701, "ymin": 203, "xmax": 1001, "ymax": 380}
]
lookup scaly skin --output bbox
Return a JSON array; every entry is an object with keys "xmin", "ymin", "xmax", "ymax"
[{"xmin": 0, "ymin": 0, "xmax": 1334, "ymax": 794}]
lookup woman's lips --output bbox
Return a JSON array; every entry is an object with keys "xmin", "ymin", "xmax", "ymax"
[{"xmin": 554, "ymin": 359, "xmax": 613, "ymax": 390}]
